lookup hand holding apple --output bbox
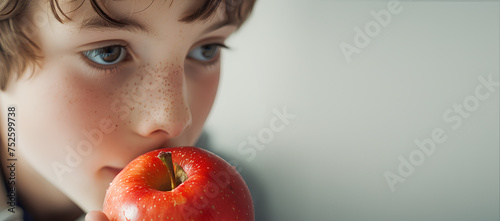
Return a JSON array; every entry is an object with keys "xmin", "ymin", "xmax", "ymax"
[
  {"xmin": 103, "ymin": 146, "xmax": 254, "ymax": 221},
  {"xmin": 85, "ymin": 211, "xmax": 109, "ymax": 221}
]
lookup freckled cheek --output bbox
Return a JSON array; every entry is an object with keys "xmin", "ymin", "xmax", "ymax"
[
  {"xmin": 59, "ymin": 81, "xmax": 113, "ymax": 129},
  {"xmin": 12, "ymin": 71, "xmax": 117, "ymax": 175},
  {"xmin": 25, "ymin": 75, "xmax": 116, "ymax": 145}
]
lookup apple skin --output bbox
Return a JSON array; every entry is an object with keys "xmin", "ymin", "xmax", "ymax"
[{"xmin": 103, "ymin": 146, "xmax": 254, "ymax": 221}]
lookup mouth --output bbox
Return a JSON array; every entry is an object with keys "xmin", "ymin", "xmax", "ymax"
[{"xmin": 100, "ymin": 142, "xmax": 183, "ymax": 179}]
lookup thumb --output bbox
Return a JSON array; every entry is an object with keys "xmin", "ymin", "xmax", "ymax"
[{"xmin": 85, "ymin": 210, "xmax": 110, "ymax": 221}]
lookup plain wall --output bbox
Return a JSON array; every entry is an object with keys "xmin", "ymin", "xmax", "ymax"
[{"xmin": 201, "ymin": 1, "xmax": 499, "ymax": 220}]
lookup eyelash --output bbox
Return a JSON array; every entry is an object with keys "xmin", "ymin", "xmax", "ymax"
[
  {"xmin": 80, "ymin": 43, "xmax": 229, "ymax": 75},
  {"xmin": 80, "ymin": 44, "xmax": 129, "ymax": 75},
  {"xmin": 193, "ymin": 43, "xmax": 228, "ymax": 70}
]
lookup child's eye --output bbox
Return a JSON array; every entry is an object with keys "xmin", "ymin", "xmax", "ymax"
[
  {"xmin": 82, "ymin": 45, "xmax": 128, "ymax": 66},
  {"xmin": 187, "ymin": 43, "xmax": 228, "ymax": 62}
]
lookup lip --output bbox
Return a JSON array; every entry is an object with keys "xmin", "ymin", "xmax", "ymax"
[{"xmin": 100, "ymin": 142, "xmax": 179, "ymax": 178}]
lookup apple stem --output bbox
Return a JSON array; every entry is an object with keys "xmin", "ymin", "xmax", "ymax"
[{"xmin": 158, "ymin": 151, "xmax": 177, "ymax": 190}]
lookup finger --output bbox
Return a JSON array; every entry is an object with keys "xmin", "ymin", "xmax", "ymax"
[{"xmin": 85, "ymin": 210, "xmax": 109, "ymax": 221}]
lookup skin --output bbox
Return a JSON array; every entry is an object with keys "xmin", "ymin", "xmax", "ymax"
[{"xmin": 0, "ymin": 0, "xmax": 238, "ymax": 220}]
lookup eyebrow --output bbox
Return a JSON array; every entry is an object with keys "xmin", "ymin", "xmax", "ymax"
[
  {"xmin": 79, "ymin": 16, "xmax": 233, "ymax": 34},
  {"xmin": 79, "ymin": 17, "xmax": 150, "ymax": 33},
  {"xmin": 201, "ymin": 17, "xmax": 233, "ymax": 34}
]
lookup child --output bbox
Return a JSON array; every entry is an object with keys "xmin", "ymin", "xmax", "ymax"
[{"xmin": 0, "ymin": 0, "xmax": 256, "ymax": 220}]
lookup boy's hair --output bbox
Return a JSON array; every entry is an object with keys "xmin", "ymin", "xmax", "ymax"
[{"xmin": 0, "ymin": 0, "xmax": 255, "ymax": 90}]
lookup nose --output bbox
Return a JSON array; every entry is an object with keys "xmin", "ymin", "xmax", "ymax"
[{"xmin": 129, "ymin": 63, "xmax": 192, "ymax": 138}]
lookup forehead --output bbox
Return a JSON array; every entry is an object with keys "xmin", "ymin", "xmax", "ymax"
[
  {"xmin": 53, "ymin": 0, "xmax": 228, "ymax": 33},
  {"xmin": 57, "ymin": 0, "xmax": 206, "ymax": 19}
]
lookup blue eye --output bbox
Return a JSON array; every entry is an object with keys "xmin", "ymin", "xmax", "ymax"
[
  {"xmin": 187, "ymin": 44, "xmax": 227, "ymax": 62},
  {"xmin": 82, "ymin": 45, "xmax": 127, "ymax": 65}
]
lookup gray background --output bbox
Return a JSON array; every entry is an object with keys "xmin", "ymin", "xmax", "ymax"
[{"xmin": 201, "ymin": 1, "xmax": 499, "ymax": 220}]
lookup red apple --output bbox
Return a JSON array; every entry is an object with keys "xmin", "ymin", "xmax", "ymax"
[{"xmin": 103, "ymin": 146, "xmax": 254, "ymax": 221}]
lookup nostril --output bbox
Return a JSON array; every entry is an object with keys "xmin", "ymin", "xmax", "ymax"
[{"xmin": 135, "ymin": 111, "xmax": 191, "ymax": 138}]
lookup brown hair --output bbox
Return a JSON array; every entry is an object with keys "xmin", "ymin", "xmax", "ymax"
[{"xmin": 0, "ymin": 0, "xmax": 256, "ymax": 90}]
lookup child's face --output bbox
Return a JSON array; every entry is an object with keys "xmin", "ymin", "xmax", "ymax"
[{"xmin": 0, "ymin": 0, "xmax": 236, "ymax": 212}]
